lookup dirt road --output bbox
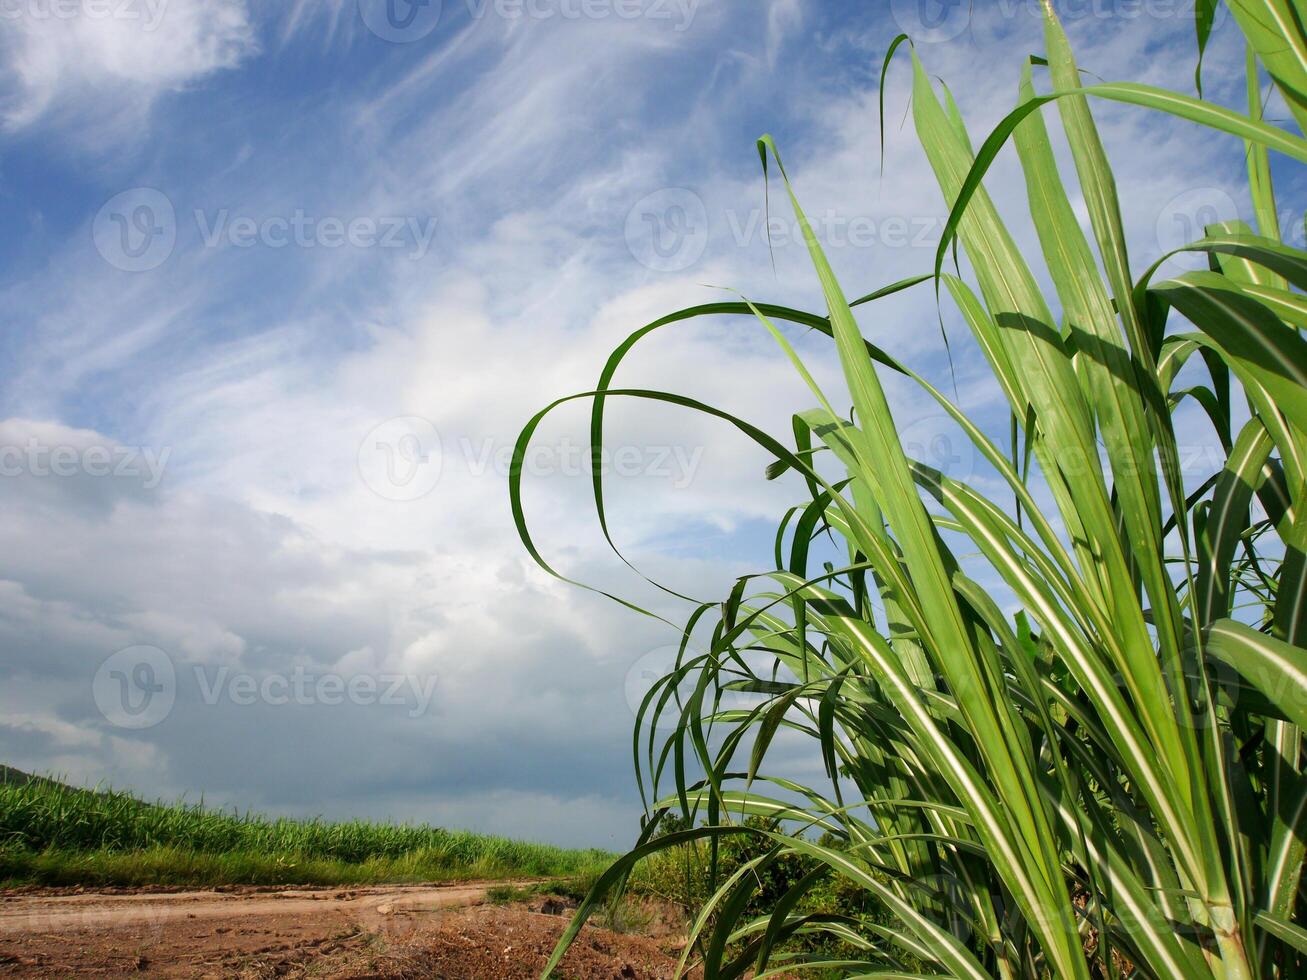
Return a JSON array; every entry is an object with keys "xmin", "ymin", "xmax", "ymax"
[{"xmin": 0, "ymin": 882, "xmax": 692, "ymax": 977}]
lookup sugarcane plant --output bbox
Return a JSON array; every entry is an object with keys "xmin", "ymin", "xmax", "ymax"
[{"xmin": 512, "ymin": 1, "xmax": 1307, "ymax": 976}]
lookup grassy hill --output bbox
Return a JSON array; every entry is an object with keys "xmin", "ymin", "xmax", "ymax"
[
  {"xmin": 0, "ymin": 765, "xmax": 54, "ymax": 786},
  {"xmin": 0, "ymin": 770, "xmax": 611, "ymax": 888}
]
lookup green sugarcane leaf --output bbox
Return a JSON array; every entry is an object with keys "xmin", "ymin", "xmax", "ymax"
[{"xmin": 1205, "ymin": 620, "xmax": 1307, "ymax": 730}]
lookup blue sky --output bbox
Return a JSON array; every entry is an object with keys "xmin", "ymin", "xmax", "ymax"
[{"xmin": 0, "ymin": 0, "xmax": 1295, "ymax": 847}]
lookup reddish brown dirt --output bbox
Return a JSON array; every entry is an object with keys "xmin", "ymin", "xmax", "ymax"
[{"xmin": 0, "ymin": 883, "xmax": 695, "ymax": 978}]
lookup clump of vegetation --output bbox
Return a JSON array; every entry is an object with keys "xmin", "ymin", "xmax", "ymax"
[
  {"xmin": 486, "ymin": 876, "xmax": 599, "ymax": 905},
  {"xmin": 516, "ymin": 1, "xmax": 1307, "ymax": 976},
  {"xmin": 487, "ymin": 874, "xmax": 655, "ymax": 934},
  {"xmin": 638, "ymin": 816, "xmax": 892, "ymax": 967},
  {"xmin": 0, "ymin": 775, "xmax": 611, "ymax": 887}
]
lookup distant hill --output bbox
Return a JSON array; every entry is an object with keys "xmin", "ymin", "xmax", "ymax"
[{"xmin": 0, "ymin": 766, "xmax": 74, "ymax": 790}]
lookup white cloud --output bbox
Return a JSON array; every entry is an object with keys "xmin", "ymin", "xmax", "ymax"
[{"xmin": 0, "ymin": 0, "xmax": 257, "ymax": 136}]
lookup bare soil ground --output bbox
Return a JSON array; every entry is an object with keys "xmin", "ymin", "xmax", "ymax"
[{"xmin": 0, "ymin": 882, "xmax": 696, "ymax": 978}]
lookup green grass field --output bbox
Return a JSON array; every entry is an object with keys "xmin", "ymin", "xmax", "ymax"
[{"xmin": 0, "ymin": 771, "xmax": 612, "ymax": 888}]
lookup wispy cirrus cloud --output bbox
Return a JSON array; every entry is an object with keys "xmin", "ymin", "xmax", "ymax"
[{"xmin": 0, "ymin": 0, "xmax": 256, "ymax": 139}]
